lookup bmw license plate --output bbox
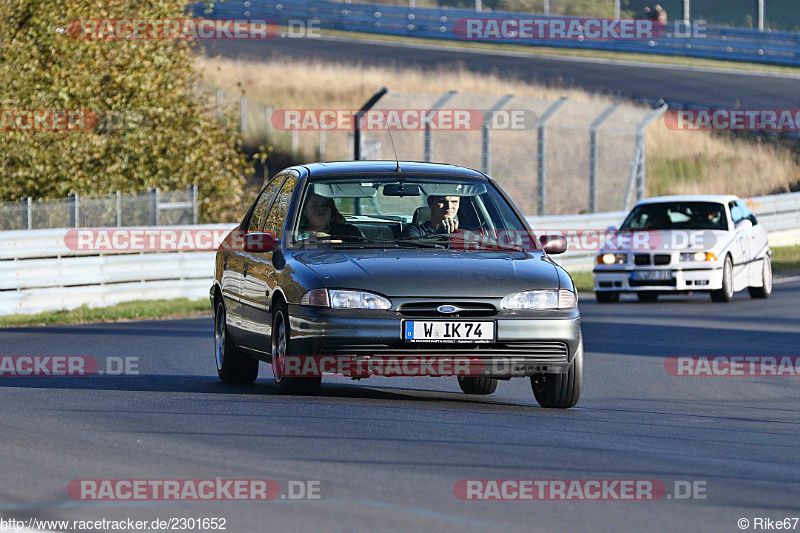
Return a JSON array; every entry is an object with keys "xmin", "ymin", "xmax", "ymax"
[
  {"xmin": 631, "ymin": 270, "xmax": 673, "ymax": 281},
  {"xmin": 403, "ymin": 321, "xmax": 494, "ymax": 343}
]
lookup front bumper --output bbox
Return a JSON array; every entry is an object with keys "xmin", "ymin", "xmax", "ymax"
[
  {"xmin": 593, "ymin": 264, "xmax": 723, "ymax": 292},
  {"xmin": 285, "ymin": 304, "xmax": 582, "ymax": 377}
]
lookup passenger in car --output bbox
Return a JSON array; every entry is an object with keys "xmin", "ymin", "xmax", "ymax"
[
  {"xmin": 298, "ymin": 193, "xmax": 362, "ymax": 241},
  {"xmin": 402, "ymin": 195, "xmax": 461, "ymax": 237}
]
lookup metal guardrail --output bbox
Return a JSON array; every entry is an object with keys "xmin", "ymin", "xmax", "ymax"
[
  {"xmin": 193, "ymin": 0, "xmax": 800, "ymax": 66},
  {"xmin": 0, "ymin": 224, "xmax": 236, "ymax": 316},
  {"xmin": 1, "ymin": 191, "xmax": 798, "ymax": 315}
]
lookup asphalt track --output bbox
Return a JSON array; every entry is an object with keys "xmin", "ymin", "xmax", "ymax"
[
  {"xmin": 201, "ymin": 36, "xmax": 800, "ymax": 109},
  {"xmin": 2, "ymin": 280, "xmax": 799, "ymax": 533}
]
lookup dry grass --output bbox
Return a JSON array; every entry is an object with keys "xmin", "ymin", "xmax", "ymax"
[{"xmin": 196, "ymin": 56, "xmax": 800, "ymax": 201}]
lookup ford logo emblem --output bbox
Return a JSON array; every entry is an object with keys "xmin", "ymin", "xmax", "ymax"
[{"xmin": 437, "ymin": 305, "xmax": 458, "ymax": 314}]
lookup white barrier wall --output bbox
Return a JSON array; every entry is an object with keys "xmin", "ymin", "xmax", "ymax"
[{"xmin": 1, "ymin": 191, "xmax": 799, "ymax": 316}]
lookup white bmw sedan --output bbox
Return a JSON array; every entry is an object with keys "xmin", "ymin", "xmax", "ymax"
[{"xmin": 593, "ymin": 195, "xmax": 772, "ymax": 303}]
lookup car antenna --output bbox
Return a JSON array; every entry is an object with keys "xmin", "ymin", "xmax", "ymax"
[{"xmin": 387, "ymin": 127, "xmax": 400, "ymax": 173}]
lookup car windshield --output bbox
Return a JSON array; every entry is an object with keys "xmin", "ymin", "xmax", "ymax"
[
  {"xmin": 289, "ymin": 176, "xmax": 540, "ymax": 251},
  {"xmin": 620, "ymin": 201, "xmax": 728, "ymax": 231}
]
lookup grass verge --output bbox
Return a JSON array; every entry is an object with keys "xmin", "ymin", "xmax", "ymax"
[
  {"xmin": 0, "ymin": 298, "xmax": 210, "ymax": 328},
  {"xmin": 772, "ymin": 244, "xmax": 800, "ymax": 272}
]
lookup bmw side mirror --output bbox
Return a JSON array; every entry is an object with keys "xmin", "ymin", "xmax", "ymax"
[{"xmin": 539, "ymin": 234, "xmax": 567, "ymax": 255}]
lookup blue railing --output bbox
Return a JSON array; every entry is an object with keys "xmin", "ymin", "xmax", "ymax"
[{"xmin": 192, "ymin": 0, "xmax": 800, "ymax": 66}]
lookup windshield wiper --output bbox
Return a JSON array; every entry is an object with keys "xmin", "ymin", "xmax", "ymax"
[{"xmin": 392, "ymin": 236, "xmax": 446, "ymax": 249}]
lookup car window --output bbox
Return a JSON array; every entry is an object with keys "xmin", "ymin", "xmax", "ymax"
[
  {"xmin": 621, "ymin": 202, "xmax": 728, "ymax": 231},
  {"xmin": 737, "ymin": 201, "xmax": 758, "ymax": 226},
  {"xmin": 729, "ymin": 201, "xmax": 745, "ymax": 224},
  {"xmin": 263, "ymin": 172, "xmax": 298, "ymax": 239},
  {"xmin": 246, "ymin": 174, "xmax": 286, "ymax": 232}
]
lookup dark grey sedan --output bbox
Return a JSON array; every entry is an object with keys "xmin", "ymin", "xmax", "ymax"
[{"xmin": 210, "ymin": 161, "xmax": 583, "ymax": 408}]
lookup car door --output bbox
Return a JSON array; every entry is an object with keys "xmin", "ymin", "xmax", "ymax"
[
  {"xmin": 728, "ymin": 200, "xmax": 750, "ymax": 290},
  {"xmin": 738, "ymin": 200, "xmax": 767, "ymax": 285},
  {"xmin": 227, "ymin": 174, "xmax": 287, "ymax": 344},
  {"xmin": 239, "ymin": 171, "xmax": 299, "ymax": 351}
]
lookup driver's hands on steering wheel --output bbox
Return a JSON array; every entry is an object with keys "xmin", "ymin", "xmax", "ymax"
[{"xmin": 437, "ymin": 216, "xmax": 459, "ymax": 233}]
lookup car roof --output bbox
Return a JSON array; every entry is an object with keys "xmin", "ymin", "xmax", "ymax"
[
  {"xmin": 635, "ymin": 194, "xmax": 739, "ymax": 206},
  {"xmin": 298, "ymin": 161, "xmax": 488, "ymax": 180}
]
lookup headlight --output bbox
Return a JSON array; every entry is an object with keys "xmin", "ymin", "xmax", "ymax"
[
  {"xmin": 301, "ymin": 289, "xmax": 391, "ymax": 310},
  {"xmin": 680, "ymin": 252, "xmax": 717, "ymax": 262},
  {"xmin": 597, "ymin": 253, "xmax": 627, "ymax": 265},
  {"xmin": 501, "ymin": 289, "xmax": 577, "ymax": 310}
]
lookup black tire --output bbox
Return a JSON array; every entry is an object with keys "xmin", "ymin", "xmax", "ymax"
[
  {"xmin": 271, "ymin": 303, "xmax": 321, "ymax": 395},
  {"xmin": 457, "ymin": 376, "xmax": 498, "ymax": 395},
  {"xmin": 748, "ymin": 255, "xmax": 772, "ymax": 299},
  {"xmin": 710, "ymin": 255, "xmax": 734, "ymax": 302},
  {"xmin": 214, "ymin": 300, "xmax": 259, "ymax": 383},
  {"xmin": 637, "ymin": 292, "xmax": 659, "ymax": 302},
  {"xmin": 531, "ymin": 342, "xmax": 583, "ymax": 408},
  {"xmin": 596, "ymin": 291, "xmax": 620, "ymax": 303}
]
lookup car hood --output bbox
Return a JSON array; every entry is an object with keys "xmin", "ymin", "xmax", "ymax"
[
  {"xmin": 599, "ymin": 229, "xmax": 733, "ymax": 254},
  {"xmin": 291, "ymin": 248, "xmax": 560, "ymax": 298}
]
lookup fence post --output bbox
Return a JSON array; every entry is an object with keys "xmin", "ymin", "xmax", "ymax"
[
  {"xmin": 354, "ymin": 87, "xmax": 388, "ymax": 160},
  {"xmin": 21, "ymin": 197, "xmax": 32, "ymax": 230},
  {"xmin": 475, "ymin": 0, "xmax": 481, "ymax": 12},
  {"xmin": 589, "ymin": 103, "xmax": 619, "ymax": 213},
  {"xmin": 543, "ymin": 0, "xmax": 549, "ymax": 15},
  {"xmin": 614, "ymin": 0, "xmax": 620, "ymax": 19},
  {"xmin": 536, "ymin": 97, "xmax": 568, "ymax": 216},
  {"xmin": 630, "ymin": 103, "xmax": 669, "ymax": 206},
  {"xmin": 757, "ymin": 0, "xmax": 765, "ymax": 31},
  {"xmin": 149, "ymin": 188, "xmax": 158, "ymax": 226},
  {"xmin": 683, "ymin": 0, "xmax": 690, "ymax": 25},
  {"xmin": 319, "ymin": 129, "xmax": 326, "ymax": 160},
  {"xmin": 291, "ymin": 129, "xmax": 298, "ymax": 155},
  {"xmin": 240, "ymin": 95, "xmax": 247, "ymax": 135},
  {"xmin": 424, "ymin": 90, "xmax": 457, "ymax": 162},
  {"xmin": 216, "ymin": 88, "xmax": 223, "ymax": 121},
  {"xmin": 116, "ymin": 190, "xmax": 122, "ymax": 227},
  {"xmin": 68, "ymin": 193, "xmax": 75, "ymax": 227},
  {"xmin": 482, "ymin": 94, "xmax": 514, "ymax": 174},
  {"xmin": 191, "ymin": 185, "xmax": 198, "ymax": 224},
  {"xmin": 265, "ymin": 105, "xmax": 272, "ymax": 144}
]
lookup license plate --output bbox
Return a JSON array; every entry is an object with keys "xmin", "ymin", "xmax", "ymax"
[
  {"xmin": 403, "ymin": 321, "xmax": 494, "ymax": 343},
  {"xmin": 631, "ymin": 270, "xmax": 673, "ymax": 281}
]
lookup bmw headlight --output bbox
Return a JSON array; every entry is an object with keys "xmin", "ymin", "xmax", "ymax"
[
  {"xmin": 300, "ymin": 289, "xmax": 391, "ymax": 310},
  {"xmin": 597, "ymin": 253, "xmax": 627, "ymax": 265},
  {"xmin": 501, "ymin": 289, "xmax": 577, "ymax": 310},
  {"xmin": 680, "ymin": 251, "xmax": 717, "ymax": 262}
]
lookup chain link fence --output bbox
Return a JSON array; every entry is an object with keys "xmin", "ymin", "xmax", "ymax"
[
  {"xmin": 242, "ymin": 89, "xmax": 664, "ymax": 216},
  {"xmin": 0, "ymin": 187, "xmax": 198, "ymax": 231}
]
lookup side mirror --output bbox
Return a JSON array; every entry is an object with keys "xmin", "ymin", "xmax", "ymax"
[
  {"xmin": 539, "ymin": 234, "xmax": 567, "ymax": 255},
  {"xmin": 243, "ymin": 232, "xmax": 278, "ymax": 253},
  {"xmin": 735, "ymin": 219, "xmax": 753, "ymax": 231}
]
